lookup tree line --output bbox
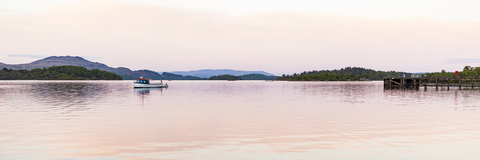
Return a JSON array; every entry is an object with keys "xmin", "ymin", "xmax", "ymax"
[
  {"xmin": 208, "ymin": 75, "xmax": 243, "ymax": 80},
  {"xmin": 0, "ymin": 66, "xmax": 123, "ymax": 80},
  {"xmin": 425, "ymin": 66, "xmax": 480, "ymax": 78},
  {"xmin": 278, "ymin": 67, "xmax": 410, "ymax": 81}
]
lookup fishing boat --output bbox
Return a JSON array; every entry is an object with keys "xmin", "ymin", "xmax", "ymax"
[{"xmin": 134, "ymin": 77, "xmax": 168, "ymax": 88}]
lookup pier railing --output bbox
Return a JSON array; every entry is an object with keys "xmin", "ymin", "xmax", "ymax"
[{"xmin": 384, "ymin": 76, "xmax": 480, "ymax": 90}]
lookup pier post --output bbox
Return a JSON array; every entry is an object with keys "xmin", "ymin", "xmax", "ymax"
[
  {"xmin": 400, "ymin": 78, "xmax": 405, "ymax": 90},
  {"xmin": 389, "ymin": 79, "xmax": 392, "ymax": 90},
  {"xmin": 384, "ymin": 79, "xmax": 387, "ymax": 89},
  {"xmin": 459, "ymin": 77, "xmax": 462, "ymax": 90},
  {"xmin": 424, "ymin": 78, "xmax": 427, "ymax": 91},
  {"xmin": 472, "ymin": 79, "xmax": 474, "ymax": 89},
  {"xmin": 414, "ymin": 79, "xmax": 416, "ymax": 89},
  {"xmin": 436, "ymin": 78, "xmax": 438, "ymax": 90},
  {"xmin": 447, "ymin": 78, "xmax": 449, "ymax": 90}
]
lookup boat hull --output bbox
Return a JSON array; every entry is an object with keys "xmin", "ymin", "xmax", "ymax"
[{"xmin": 134, "ymin": 83, "xmax": 167, "ymax": 88}]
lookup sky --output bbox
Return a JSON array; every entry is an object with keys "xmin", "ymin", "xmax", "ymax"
[{"xmin": 1, "ymin": 0, "xmax": 480, "ymax": 75}]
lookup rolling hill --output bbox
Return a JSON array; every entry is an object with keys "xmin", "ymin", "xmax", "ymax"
[{"xmin": 0, "ymin": 56, "xmax": 201, "ymax": 80}]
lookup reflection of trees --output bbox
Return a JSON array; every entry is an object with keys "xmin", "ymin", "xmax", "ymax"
[
  {"xmin": 3, "ymin": 81, "xmax": 480, "ymax": 159},
  {"xmin": 460, "ymin": 90, "xmax": 480, "ymax": 109},
  {"xmin": 293, "ymin": 82, "xmax": 381, "ymax": 104},
  {"xmin": 0, "ymin": 86, "xmax": 9, "ymax": 110},
  {"xmin": 20, "ymin": 82, "xmax": 126, "ymax": 116},
  {"xmin": 381, "ymin": 86, "xmax": 480, "ymax": 109}
]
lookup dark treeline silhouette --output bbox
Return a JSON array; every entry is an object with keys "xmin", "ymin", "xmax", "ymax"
[
  {"xmin": 240, "ymin": 74, "xmax": 277, "ymax": 80},
  {"xmin": 160, "ymin": 72, "xmax": 207, "ymax": 80},
  {"xmin": 208, "ymin": 74, "xmax": 243, "ymax": 80},
  {"xmin": 0, "ymin": 66, "xmax": 122, "ymax": 80},
  {"xmin": 278, "ymin": 67, "xmax": 410, "ymax": 81}
]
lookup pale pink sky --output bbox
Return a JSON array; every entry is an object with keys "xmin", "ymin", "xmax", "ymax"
[{"xmin": 1, "ymin": 0, "xmax": 480, "ymax": 75}]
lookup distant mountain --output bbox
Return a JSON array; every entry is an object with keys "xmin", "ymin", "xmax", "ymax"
[
  {"xmin": 0, "ymin": 56, "xmax": 202, "ymax": 80},
  {"xmin": 169, "ymin": 69, "xmax": 275, "ymax": 78},
  {"xmin": 0, "ymin": 66, "xmax": 122, "ymax": 80},
  {"xmin": 0, "ymin": 56, "xmax": 110, "ymax": 70}
]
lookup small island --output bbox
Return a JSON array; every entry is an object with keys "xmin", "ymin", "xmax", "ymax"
[
  {"xmin": 277, "ymin": 67, "xmax": 409, "ymax": 81},
  {"xmin": 0, "ymin": 66, "xmax": 123, "ymax": 80},
  {"xmin": 208, "ymin": 74, "xmax": 243, "ymax": 80}
]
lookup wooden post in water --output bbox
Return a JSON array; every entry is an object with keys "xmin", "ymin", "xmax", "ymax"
[
  {"xmin": 413, "ymin": 78, "xmax": 416, "ymax": 89},
  {"xmin": 424, "ymin": 78, "xmax": 427, "ymax": 91},
  {"xmin": 447, "ymin": 78, "xmax": 449, "ymax": 90},
  {"xmin": 389, "ymin": 79, "xmax": 392, "ymax": 90},
  {"xmin": 415, "ymin": 78, "xmax": 420, "ymax": 90},
  {"xmin": 459, "ymin": 77, "xmax": 462, "ymax": 90},
  {"xmin": 436, "ymin": 78, "xmax": 438, "ymax": 90},
  {"xmin": 472, "ymin": 79, "xmax": 474, "ymax": 89},
  {"xmin": 384, "ymin": 79, "xmax": 386, "ymax": 89},
  {"xmin": 401, "ymin": 78, "xmax": 404, "ymax": 90}
]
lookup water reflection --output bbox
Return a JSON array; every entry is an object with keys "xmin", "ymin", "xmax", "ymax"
[
  {"xmin": 0, "ymin": 81, "xmax": 130, "ymax": 117},
  {"xmin": 134, "ymin": 88, "xmax": 164, "ymax": 96},
  {"xmin": 135, "ymin": 88, "xmax": 165, "ymax": 105},
  {"xmin": 1, "ymin": 81, "xmax": 480, "ymax": 160}
]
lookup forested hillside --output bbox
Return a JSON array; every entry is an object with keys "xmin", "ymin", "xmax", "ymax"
[
  {"xmin": 0, "ymin": 66, "xmax": 122, "ymax": 80},
  {"xmin": 240, "ymin": 74, "xmax": 277, "ymax": 80},
  {"xmin": 278, "ymin": 67, "xmax": 410, "ymax": 81},
  {"xmin": 426, "ymin": 66, "xmax": 480, "ymax": 78},
  {"xmin": 0, "ymin": 56, "xmax": 205, "ymax": 80},
  {"xmin": 208, "ymin": 75, "xmax": 243, "ymax": 80}
]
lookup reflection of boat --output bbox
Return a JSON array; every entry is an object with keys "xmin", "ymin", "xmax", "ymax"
[
  {"xmin": 135, "ymin": 88, "xmax": 151, "ymax": 95},
  {"xmin": 134, "ymin": 88, "xmax": 164, "ymax": 95},
  {"xmin": 134, "ymin": 88, "xmax": 164, "ymax": 105},
  {"xmin": 134, "ymin": 77, "xmax": 168, "ymax": 88}
]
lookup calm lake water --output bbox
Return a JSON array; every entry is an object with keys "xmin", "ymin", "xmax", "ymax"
[{"xmin": 1, "ymin": 80, "xmax": 480, "ymax": 160}]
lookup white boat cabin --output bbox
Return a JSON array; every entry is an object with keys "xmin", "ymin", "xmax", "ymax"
[{"xmin": 135, "ymin": 78, "xmax": 151, "ymax": 84}]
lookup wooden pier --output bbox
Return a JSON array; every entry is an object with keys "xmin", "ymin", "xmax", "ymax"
[{"xmin": 384, "ymin": 76, "xmax": 480, "ymax": 90}]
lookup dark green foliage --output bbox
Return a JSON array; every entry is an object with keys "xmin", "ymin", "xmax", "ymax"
[
  {"xmin": 278, "ymin": 67, "xmax": 410, "ymax": 81},
  {"xmin": 119, "ymin": 69, "xmax": 163, "ymax": 80},
  {"xmin": 0, "ymin": 66, "xmax": 122, "ymax": 80},
  {"xmin": 160, "ymin": 72, "xmax": 207, "ymax": 80},
  {"xmin": 1, "ymin": 56, "xmax": 274, "ymax": 80},
  {"xmin": 208, "ymin": 74, "xmax": 243, "ymax": 80},
  {"xmin": 240, "ymin": 74, "xmax": 278, "ymax": 80},
  {"xmin": 427, "ymin": 66, "xmax": 480, "ymax": 78},
  {"xmin": 0, "ymin": 56, "xmax": 206, "ymax": 80}
]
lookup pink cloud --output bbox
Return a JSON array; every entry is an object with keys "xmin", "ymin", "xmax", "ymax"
[{"xmin": 1, "ymin": 0, "xmax": 479, "ymax": 74}]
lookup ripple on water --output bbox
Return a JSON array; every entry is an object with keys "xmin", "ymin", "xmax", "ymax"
[{"xmin": 1, "ymin": 81, "xmax": 480, "ymax": 160}]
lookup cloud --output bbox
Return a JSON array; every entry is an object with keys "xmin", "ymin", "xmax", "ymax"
[
  {"xmin": 8, "ymin": 54, "xmax": 48, "ymax": 59},
  {"xmin": 1, "ymin": 0, "xmax": 480, "ymax": 73}
]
